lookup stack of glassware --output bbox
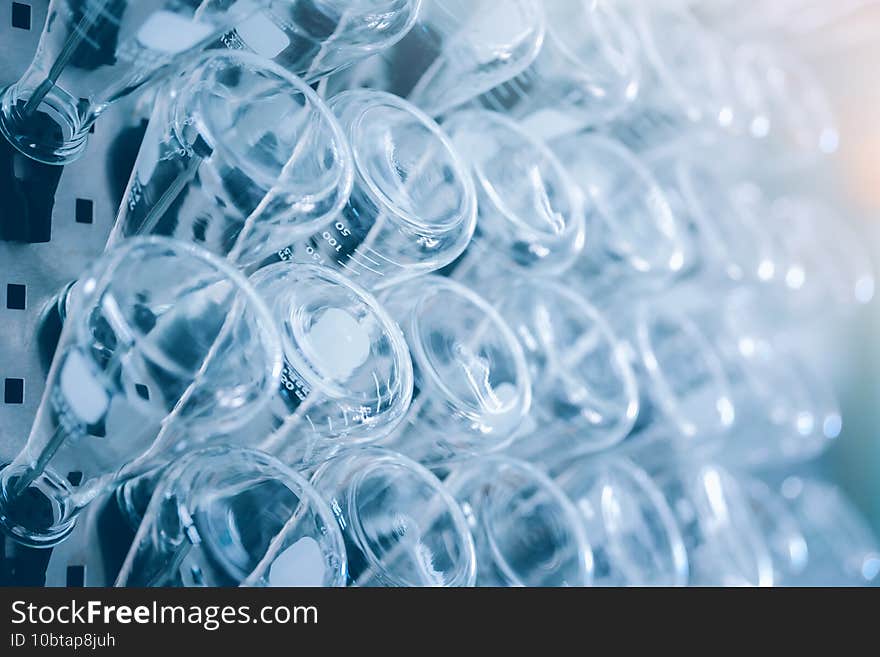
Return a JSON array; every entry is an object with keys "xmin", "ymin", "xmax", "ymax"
[{"xmin": 0, "ymin": 0, "xmax": 877, "ymax": 587}]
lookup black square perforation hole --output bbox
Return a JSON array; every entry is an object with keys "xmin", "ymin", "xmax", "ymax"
[
  {"xmin": 4, "ymin": 378, "xmax": 24, "ymax": 404},
  {"xmin": 75, "ymin": 198, "xmax": 94, "ymax": 224},
  {"xmin": 11, "ymin": 2, "xmax": 31, "ymax": 30},
  {"xmin": 135, "ymin": 384, "xmax": 150, "ymax": 400},
  {"xmin": 66, "ymin": 565, "xmax": 85, "ymax": 587},
  {"xmin": 6, "ymin": 283, "xmax": 26, "ymax": 310},
  {"xmin": 67, "ymin": 471, "xmax": 83, "ymax": 486}
]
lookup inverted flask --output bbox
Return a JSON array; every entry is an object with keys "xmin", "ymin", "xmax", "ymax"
[
  {"xmin": 109, "ymin": 49, "xmax": 354, "ymax": 269},
  {"xmin": 218, "ymin": 0, "xmax": 422, "ymax": 83},
  {"xmin": 0, "ymin": 0, "xmax": 279, "ymax": 165},
  {"xmin": 0, "ymin": 237, "xmax": 282, "ymax": 548},
  {"xmin": 115, "ymin": 446, "xmax": 347, "ymax": 586}
]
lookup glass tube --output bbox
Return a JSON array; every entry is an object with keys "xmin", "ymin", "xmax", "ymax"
[
  {"xmin": 0, "ymin": 237, "xmax": 282, "ymax": 548},
  {"xmin": 476, "ymin": 0, "xmax": 643, "ymax": 140},
  {"xmin": 710, "ymin": 192, "xmax": 874, "ymax": 379},
  {"xmin": 109, "ymin": 50, "xmax": 353, "ymax": 269},
  {"xmin": 309, "ymin": 447, "xmax": 476, "ymax": 586},
  {"xmin": 244, "ymin": 262, "xmax": 413, "ymax": 465},
  {"xmin": 443, "ymin": 455, "xmax": 593, "ymax": 587},
  {"xmin": 553, "ymin": 456, "xmax": 688, "ymax": 586},
  {"xmin": 377, "ymin": 275, "xmax": 532, "ymax": 466},
  {"xmin": 218, "ymin": 0, "xmax": 422, "ymax": 83},
  {"xmin": 441, "ymin": 108, "xmax": 586, "ymax": 279},
  {"xmin": 330, "ymin": 0, "xmax": 546, "ymax": 117},
  {"xmin": 0, "ymin": 0, "xmax": 274, "ymax": 165},
  {"xmin": 116, "ymin": 446, "xmax": 347, "ymax": 586},
  {"xmin": 267, "ymin": 90, "xmax": 477, "ymax": 290}
]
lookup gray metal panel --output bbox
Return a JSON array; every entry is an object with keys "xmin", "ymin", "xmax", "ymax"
[{"xmin": 1, "ymin": 0, "xmax": 142, "ymax": 585}]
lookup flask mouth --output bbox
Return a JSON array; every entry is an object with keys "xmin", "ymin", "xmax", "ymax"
[
  {"xmin": 0, "ymin": 84, "xmax": 91, "ymax": 165},
  {"xmin": 332, "ymin": 90, "xmax": 477, "ymax": 236},
  {"xmin": 0, "ymin": 463, "xmax": 78, "ymax": 548}
]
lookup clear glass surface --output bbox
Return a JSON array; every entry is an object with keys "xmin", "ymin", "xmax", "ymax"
[
  {"xmin": 116, "ymin": 446, "xmax": 347, "ymax": 586},
  {"xmin": 309, "ymin": 447, "xmax": 476, "ymax": 586},
  {"xmin": 655, "ymin": 463, "xmax": 774, "ymax": 587},
  {"xmin": 444, "ymin": 455, "xmax": 593, "ymax": 587},
  {"xmin": 0, "ymin": 0, "xmax": 272, "ymax": 164},
  {"xmin": 477, "ymin": 277, "xmax": 638, "ymax": 462},
  {"xmin": 608, "ymin": 3, "xmax": 736, "ymax": 156},
  {"xmin": 273, "ymin": 90, "xmax": 476, "ymax": 290},
  {"xmin": 442, "ymin": 109, "xmax": 586, "ymax": 278},
  {"xmin": 766, "ymin": 195, "xmax": 876, "ymax": 316},
  {"xmin": 110, "ymin": 50, "xmax": 353, "ymax": 268},
  {"xmin": 244, "ymin": 262, "xmax": 413, "ymax": 464},
  {"xmin": 333, "ymin": 0, "xmax": 546, "ymax": 117},
  {"xmin": 0, "ymin": 237, "xmax": 282, "ymax": 547},
  {"xmin": 378, "ymin": 276, "xmax": 531, "ymax": 465},
  {"xmin": 647, "ymin": 154, "xmax": 781, "ymax": 285},
  {"xmin": 219, "ymin": 0, "xmax": 422, "ymax": 83},
  {"xmin": 551, "ymin": 133, "xmax": 691, "ymax": 301},
  {"xmin": 731, "ymin": 42, "xmax": 839, "ymax": 157},
  {"xmin": 775, "ymin": 476, "xmax": 880, "ymax": 586},
  {"xmin": 554, "ymin": 456, "xmax": 688, "ymax": 586},
  {"xmin": 479, "ymin": 0, "xmax": 642, "ymax": 140}
]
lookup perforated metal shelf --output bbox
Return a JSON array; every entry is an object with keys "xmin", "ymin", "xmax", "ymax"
[{"xmin": 1, "ymin": 0, "xmax": 144, "ymax": 586}]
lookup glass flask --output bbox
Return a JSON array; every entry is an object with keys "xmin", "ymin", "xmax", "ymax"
[
  {"xmin": 218, "ymin": 0, "xmax": 422, "ymax": 83},
  {"xmin": 477, "ymin": 0, "xmax": 643, "ymax": 140},
  {"xmin": 730, "ymin": 42, "xmax": 839, "ymax": 158},
  {"xmin": 441, "ymin": 108, "xmax": 586, "ymax": 279},
  {"xmin": 269, "ymin": 90, "xmax": 476, "ymax": 290},
  {"xmin": 330, "ymin": 0, "xmax": 546, "ymax": 117},
  {"xmin": 553, "ymin": 456, "xmax": 688, "ymax": 586},
  {"xmin": 654, "ymin": 462, "xmax": 774, "ymax": 586},
  {"xmin": 623, "ymin": 277, "xmax": 843, "ymax": 468},
  {"xmin": 115, "ymin": 446, "xmax": 347, "ymax": 586},
  {"xmin": 476, "ymin": 277, "xmax": 639, "ymax": 464},
  {"xmin": 608, "ymin": 3, "xmax": 737, "ymax": 158},
  {"xmin": 773, "ymin": 476, "xmax": 880, "ymax": 586},
  {"xmin": 0, "ymin": 237, "xmax": 282, "ymax": 548},
  {"xmin": 245, "ymin": 262, "xmax": 413, "ymax": 464},
  {"xmin": 712, "ymin": 322, "xmax": 842, "ymax": 468},
  {"xmin": 605, "ymin": 293, "xmax": 736, "ymax": 455},
  {"xmin": 109, "ymin": 50, "xmax": 353, "ymax": 269},
  {"xmin": 378, "ymin": 275, "xmax": 532, "ymax": 465},
  {"xmin": 550, "ymin": 133, "xmax": 692, "ymax": 303},
  {"xmin": 0, "ymin": 0, "xmax": 276, "ymax": 165},
  {"xmin": 644, "ymin": 153, "xmax": 782, "ymax": 286},
  {"xmin": 309, "ymin": 447, "xmax": 476, "ymax": 586},
  {"xmin": 443, "ymin": 455, "xmax": 593, "ymax": 586}
]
